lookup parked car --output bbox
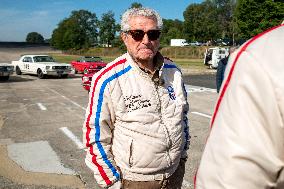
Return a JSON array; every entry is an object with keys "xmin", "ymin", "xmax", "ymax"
[
  {"xmin": 204, "ymin": 47, "xmax": 229, "ymax": 69},
  {"xmin": 188, "ymin": 41, "xmax": 203, "ymax": 46},
  {"xmin": 71, "ymin": 56, "xmax": 107, "ymax": 74},
  {"xmin": 81, "ymin": 64, "xmax": 107, "ymax": 92},
  {"xmin": 0, "ymin": 63, "xmax": 14, "ymax": 81},
  {"xmin": 11, "ymin": 55, "xmax": 72, "ymax": 79},
  {"xmin": 213, "ymin": 38, "xmax": 233, "ymax": 46}
]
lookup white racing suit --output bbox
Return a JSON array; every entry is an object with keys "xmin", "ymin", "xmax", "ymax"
[
  {"xmin": 83, "ymin": 52, "xmax": 189, "ymax": 188},
  {"xmin": 195, "ymin": 24, "xmax": 284, "ymax": 188}
]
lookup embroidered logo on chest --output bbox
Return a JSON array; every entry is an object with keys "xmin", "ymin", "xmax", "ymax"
[
  {"xmin": 124, "ymin": 95, "xmax": 152, "ymax": 112},
  {"xmin": 167, "ymin": 86, "xmax": 176, "ymax": 100}
]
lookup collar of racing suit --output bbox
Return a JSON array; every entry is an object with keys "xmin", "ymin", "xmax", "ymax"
[{"xmin": 127, "ymin": 51, "xmax": 165, "ymax": 86}]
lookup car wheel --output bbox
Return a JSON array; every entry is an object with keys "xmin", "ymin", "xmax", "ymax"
[
  {"xmin": 16, "ymin": 66, "xmax": 22, "ymax": 75},
  {"xmin": 61, "ymin": 74, "xmax": 68, "ymax": 78},
  {"xmin": 37, "ymin": 69, "xmax": 45, "ymax": 79},
  {"xmin": 0, "ymin": 76, "xmax": 9, "ymax": 81}
]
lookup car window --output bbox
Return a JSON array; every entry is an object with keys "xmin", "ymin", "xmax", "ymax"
[
  {"xmin": 34, "ymin": 56, "xmax": 55, "ymax": 62},
  {"xmin": 82, "ymin": 57, "xmax": 103, "ymax": 62},
  {"xmin": 23, "ymin": 57, "xmax": 32, "ymax": 62}
]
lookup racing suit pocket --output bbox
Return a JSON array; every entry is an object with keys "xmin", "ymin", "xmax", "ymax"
[
  {"xmin": 128, "ymin": 138, "xmax": 133, "ymax": 168},
  {"xmin": 130, "ymin": 137, "xmax": 171, "ymax": 170},
  {"xmin": 112, "ymin": 132, "xmax": 134, "ymax": 169}
]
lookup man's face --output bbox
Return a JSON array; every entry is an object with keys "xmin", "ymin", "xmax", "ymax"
[{"xmin": 121, "ymin": 16, "xmax": 160, "ymax": 62}]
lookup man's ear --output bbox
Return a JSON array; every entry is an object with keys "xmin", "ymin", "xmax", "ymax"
[{"xmin": 121, "ymin": 32, "xmax": 127, "ymax": 42}]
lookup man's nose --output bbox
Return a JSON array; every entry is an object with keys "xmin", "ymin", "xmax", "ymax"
[{"xmin": 141, "ymin": 33, "xmax": 150, "ymax": 43}]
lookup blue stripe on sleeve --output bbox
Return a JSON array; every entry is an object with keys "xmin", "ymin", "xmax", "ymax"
[
  {"xmin": 94, "ymin": 65, "xmax": 132, "ymax": 179},
  {"xmin": 165, "ymin": 64, "xmax": 189, "ymax": 145}
]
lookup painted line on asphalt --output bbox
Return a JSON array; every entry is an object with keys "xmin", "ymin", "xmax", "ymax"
[
  {"xmin": 191, "ymin": 111, "xmax": 212, "ymax": 119},
  {"xmin": 184, "ymin": 84, "xmax": 216, "ymax": 93},
  {"xmin": 46, "ymin": 88, "xmax": 86, "ymax": 111},
  {"xmin": 37, "ymin": 103, "xmax": 47, "ymax": 110},
  {"xmin": 60, "ymin": 127, "xmax": 84, "ymax": 149}
]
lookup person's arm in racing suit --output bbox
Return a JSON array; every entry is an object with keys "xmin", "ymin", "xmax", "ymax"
[{"xmin": 83, "ymin": 71, "xmax": 121, "ymax": 188}]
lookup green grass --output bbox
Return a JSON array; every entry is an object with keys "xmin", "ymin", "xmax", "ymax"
[
  {"xmin": 48, "ymin": 53, "xmax": 205, "ymax": 69},
  {"xmin": 174, "ymin": 58, "xmax": 203, "ymax": 67},
  {"xmin": 48, "ymin": 53, "xmax": 80, "ymax": 63}
]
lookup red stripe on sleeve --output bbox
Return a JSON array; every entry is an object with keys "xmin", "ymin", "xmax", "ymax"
[{"xmin": 84, "ymin": 58, "xmax": 126, "ymax": 185}]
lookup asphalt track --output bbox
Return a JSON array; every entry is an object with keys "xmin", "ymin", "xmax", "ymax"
[
  {"xmin": 0, "ymin": 46, "xmax": 218, "ymax": 189},
  {"xmin": 0, "ymin": 72, "xmax": 218, "ymax": 189}
]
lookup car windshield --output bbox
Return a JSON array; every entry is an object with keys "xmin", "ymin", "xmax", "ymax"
[
  {"xmin": 33, "ymin": 56, "xmax": 55, "ymax": 62},
  {"xmin": 83, "ymin": 57, "xmax": 103, "ymax": 62}
]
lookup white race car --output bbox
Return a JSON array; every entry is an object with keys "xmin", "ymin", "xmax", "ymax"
[{"xmin": 12, "ymin": 55, "xmax": 72, "ymax": 79}]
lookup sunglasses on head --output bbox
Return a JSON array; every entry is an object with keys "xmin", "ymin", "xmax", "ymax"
[{"xmin": 126, "ymin": 30, "xmax": 161, "ymax": 41}]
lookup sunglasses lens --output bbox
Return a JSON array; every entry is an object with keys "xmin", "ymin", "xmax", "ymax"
[
  {"xmin": 128, "ymin": 30, "xmax": 161, "ymax": 41},
  {"xmin": 147, "ymin": 30, "xmax": 161, "ymax": 41},
  {"xmin": 129, "ymin": 30, "xmax": 145, "ymax": 41}
]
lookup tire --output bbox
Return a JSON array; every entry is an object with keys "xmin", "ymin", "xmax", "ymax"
[
  {"xmin": 61, "ymin": 74, "xmax": 68, "ymax": 78},
  {"xmin": 0, "ymin": 76, "xmax": 9, "ymax": 81},
  {"xmin": 37, "ymin": 69, "xmax": 45, "ymax": 79},
  {"xmin": 16, "ymin": 66, "xmax": 22, "ymax": 75}
]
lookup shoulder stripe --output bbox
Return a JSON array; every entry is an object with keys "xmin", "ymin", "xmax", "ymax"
[
  {"xmin": 84, "ymin": 58, "xmax": 127, "ymax": 185},
  {"xmin": 164, "ymin": 64, "xmax": 177, "ymax": 69},
  {"xmin": 210, "ymin": 24, "xmax": 284, "ymax": 128},
  {"xmin": 164, "ymin": 63, "xmax": 182, "ymax": 73}
]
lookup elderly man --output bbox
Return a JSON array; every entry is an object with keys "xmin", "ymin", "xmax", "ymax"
[{"xmin": 83, "ymin": 7, "xmax": 189, "ymax": 189}]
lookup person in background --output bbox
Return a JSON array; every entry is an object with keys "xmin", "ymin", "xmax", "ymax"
[
  {"xmin": 83, "ymin": 7, "xmax": 189, "ymax": 189},
  {"xmin": 195, "ymin": 24, "xmax": 284, "ymax": 188},
  {"xmin": 216, "ymin": 46, "xmax": 237, "ymax": 93}
]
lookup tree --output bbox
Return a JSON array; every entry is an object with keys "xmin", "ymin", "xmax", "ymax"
[
  {"xmin": 98, "ymin": 11, "xmax": 117, "ymax": 47},
  {"xmin": 130, "ymin": 2, "xmax": 143, "ymax": 8},
  {"xmin": 51, "ymin": 9, "xmax": 98, "ymax": 50},
  {"xmin": 183, "ymin": 1, "xmax": 219, "ymax": 42},
  {"xmin": 26, "ymin": 32, "xmax": 44, "ymax": 43},
  {"xmin": 214, "ymin": 0, "xmax": 236, "ymax": 39},
  {"xmin": 183, "ymin": 0, "xmax": 237, "ymax": 43},
  {"xmin": 70, "ymin": 10, "xmax": 99, "ymax": 45},
  {"xmin": 51, "ymin": 18, "xmax": 87, "ymax": 50},
  {"xmin": 161, "ymin": 19, "xmax": 184, "ymax": 45},
  {"xmin": 234, "ymin": 0, "xmax": 284, "ymax": 39}
]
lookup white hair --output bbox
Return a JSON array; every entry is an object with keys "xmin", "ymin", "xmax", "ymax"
[{"xmin": 121, "ymin": 7, "xmax": 163, "ymax": 31}]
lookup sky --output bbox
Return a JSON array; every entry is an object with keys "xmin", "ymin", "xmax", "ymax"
[{"xmin": 0, "ymin": 0, "xmax": 203, "ymax": 42}]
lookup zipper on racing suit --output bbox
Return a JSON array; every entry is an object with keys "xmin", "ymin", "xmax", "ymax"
[{"xmin": 152, "ymin": 72, "xmax": 173, "ymax": 166}]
